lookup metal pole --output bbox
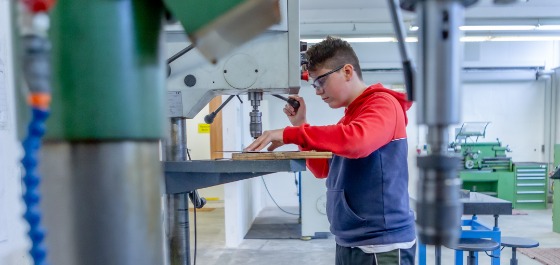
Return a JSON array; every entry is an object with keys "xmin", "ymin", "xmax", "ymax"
[
  {"xmin": 40, "ymin": 142, "xmax": 165, "ymax": 265},
  {"xmin": 41, "ymin": 1, "xmax": 166, "ymax": 264},
  {"xmin": 387, "ymin": 0, "xmax": 415, "ymax": 99},
  {"xmin": 166, "ymin": 118, "xmax": 190, "ymax": 265}
]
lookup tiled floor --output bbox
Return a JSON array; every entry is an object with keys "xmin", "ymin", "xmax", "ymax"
[{"xmin": 189, "ymin": 205, "xmax": 560, "ymax": 265}]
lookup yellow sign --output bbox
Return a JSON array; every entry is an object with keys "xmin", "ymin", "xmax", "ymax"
[{"xmin": 198, "ymin": 123, "xmax": 211, "ymax": 134}]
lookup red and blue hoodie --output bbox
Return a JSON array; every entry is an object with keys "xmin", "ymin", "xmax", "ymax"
[{"xmin": 283, "ymin": 84, "xmax": 416, "ymax": 247}]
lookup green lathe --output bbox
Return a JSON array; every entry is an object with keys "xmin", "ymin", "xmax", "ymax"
[{"xmin": 451, "ymin": 123, "xmax": 548, "ymax": 209}]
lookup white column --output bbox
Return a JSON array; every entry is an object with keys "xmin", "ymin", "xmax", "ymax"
[{"xmin": 0, "ymin": 2, "xmax": 31, "ymax": 264}]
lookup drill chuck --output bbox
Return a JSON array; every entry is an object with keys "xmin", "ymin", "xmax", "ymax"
[
  {"xmin": 250, "ymin": 110, "xmax": 262, "ymax": 139},
  {"xmin": 416, "ymin": 154, "xmax": 462, "ymax": 246},
  {"xmin": 248, "ymin": 91, "xmax": 263, "ymax": 139}
]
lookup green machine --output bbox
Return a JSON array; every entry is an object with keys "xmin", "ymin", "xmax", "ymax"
[
  {"xmin": 451, "ymin": 122, "xmax": 548, "ymax": 209},
  {"xmin": 451, "ymin": 122, "xmax": 515, "ymax": 200},
  {"xmin": 13, "ymin": 1, "xmax": 285, "ymax": 264},
  {"xmin": 552, "ymin": 144, "xmax": 560, "ymax": 233}
]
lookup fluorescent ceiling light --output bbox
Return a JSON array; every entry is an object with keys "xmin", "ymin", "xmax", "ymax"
[
  {"xmin": 300, "ymin": 38, "xmax": 324, "ymax": 43},
  {"xmin": 460, "ymin": 36, "xmax": 492, "ymax": 42},
  {"xmin": 536, "ymin": 25, "xmax": 560, "ymax": 30},
  {"xmin": 344, "ymin": 37, "xmax": 395, "ymax": 43},
  {"xmin": 302, "ymin": 35, "xmax": 560, "ymax": 43},
  {"xmin": 301, "ymin": 37, "xmax": 418, "ymax": 44},
  {"xmin": 460, "ymin": 25, "xmax": 536, "ymax": 31},
  {"xmin": 490, "ymin": 36, "xmax": 560, "ymax": 41},
  {"xmin": 410, "ymin": 25, "xmax": 560, "ymax": 31}
]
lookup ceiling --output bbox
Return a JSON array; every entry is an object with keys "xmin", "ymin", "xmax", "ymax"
[{"xmin": 299, "ymin": 0, "xmax": 560, "ymax": 37}]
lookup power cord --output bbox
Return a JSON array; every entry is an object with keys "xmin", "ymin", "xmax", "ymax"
[
  {"xmin": 484, "ymin": 250, "xmax": 500, "ymax": 259},
  {"xmin": 184, "ymin": 151, "xmax": 198, "ymax": 265},
  {"xmin": 261, "ymin": 176, "xmax": 299, "ymax": 216},
  {"xmin": 192, "ymin": 192, "xmax": 197, "ymax": 265}
]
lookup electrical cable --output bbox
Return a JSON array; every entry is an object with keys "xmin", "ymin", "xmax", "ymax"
[
  {"xmin": 186, "ymin": 148, "xmax": 192, "ymax": 161},
  {"xmin": 484, "ymin": 251, "xmax": 500, "ymax": 259},
  {"xmin": 185, "ymin": 148, "xmax": 198, "ymax": 265},
  {"xmin": 261, "ymin": 176, "xmax": 299, "ymax": 216},
  {"xmin": 192, "ymin": 191, "xmax": 197, "ymax": 265},
  {"xmin": 167, "ymin": 44, "xmax": 195, "ymax": 64}
]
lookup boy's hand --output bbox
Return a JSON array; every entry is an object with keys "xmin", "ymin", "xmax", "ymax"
[
  {"xmin": 244, "ymin": 129, "xmax": 285, "ymax": 152},
  {"xmin": 284, "ymin": 95, "xmax": 307, "ymax": 126}
]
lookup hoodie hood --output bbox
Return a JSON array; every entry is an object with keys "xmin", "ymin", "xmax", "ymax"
[{"xmin": 347, "ymin": 83, "xmax": 413, "ymax": 125}]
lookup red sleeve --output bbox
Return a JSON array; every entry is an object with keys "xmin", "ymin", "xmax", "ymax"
[
  {"xmin": 306, "ymin": 158, "xmax": 330, "ymax": 179},
  {"xmin": 283, "ymin": 94, "xmax": 398, "ymax": 160},
  {"xmin": 295, "ymin": 142, "xmax": 330, "ymax": 178}
]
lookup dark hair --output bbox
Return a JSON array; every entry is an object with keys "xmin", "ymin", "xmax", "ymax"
[{"xmin": 305, "ymin": 36, "xmax": 363, "ymax": 80}]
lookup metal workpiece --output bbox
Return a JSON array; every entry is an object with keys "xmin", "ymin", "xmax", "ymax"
[
  {"xmin": 165, "ymin": 159, "xmax": 306, "ymax": 194},
  {"xmin": 415, "ymin": 0, "xmax": 464, "ymax": 125},
  {"xmin": 39, "ymin": 141, "xmax": 165, "ymax": 265},
  {"xmin": 249, "ymin": 91, "xmax": 263, "ymax": 138},
  {"xmin": 48, "ymin": 0, "xmax": 165, "ymax": 140}
]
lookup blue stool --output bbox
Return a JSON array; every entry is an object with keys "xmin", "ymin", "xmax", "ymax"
[
  {"xmin": 453, "ymin": 238, "xmax": 500, "ymax": 265},
  {"xmin": 500, "ymin": 236, "xmax": 539, "ymax": 265}
]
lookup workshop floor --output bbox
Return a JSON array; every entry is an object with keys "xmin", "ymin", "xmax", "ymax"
[{"xmin": 189, "ymin": 204, "xmax": 560, "ymax": 265}]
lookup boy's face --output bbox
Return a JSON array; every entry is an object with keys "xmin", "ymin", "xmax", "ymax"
[{"xmin": 310, "ymin": 64, "xmax": 351, "ymax": 109}]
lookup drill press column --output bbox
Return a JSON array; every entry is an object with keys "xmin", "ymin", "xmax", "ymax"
[{"xmin": 399, "ymin": 0, "xmax": 478, "ymax": 247}]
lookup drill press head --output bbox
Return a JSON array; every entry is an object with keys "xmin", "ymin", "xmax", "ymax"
[{"xmin": 166, "ymin": 1, "xmax": 301, "ymax": 139}]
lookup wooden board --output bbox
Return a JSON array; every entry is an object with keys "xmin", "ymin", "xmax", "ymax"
[
  {"xmin": 232, "ymin": 151, "xmax": 332, "ymax": 160},
  {"xmin": 209, "ymin": 97, "xmax": 223, "ymax": 160}
]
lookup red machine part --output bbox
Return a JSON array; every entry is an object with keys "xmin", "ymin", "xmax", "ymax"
[{"xmin": 22, "ymin": 0, "xmax": 56, "ymax": 13}]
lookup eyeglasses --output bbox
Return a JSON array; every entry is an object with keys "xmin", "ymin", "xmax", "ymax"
[{"xmin": 311, "ymin": 65, "xmax": 344, "ymax": 90}]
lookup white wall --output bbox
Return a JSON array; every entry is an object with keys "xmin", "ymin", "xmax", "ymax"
[
  {"xmin": 222, "ymin": 95, "xmax": 263, "ymax": 247},
  {"xmin": 183, "ymin": 105, "xmax": 224, "ymax": 201},
  {"xmin": 461, "ymin": 81, "xmax": 546, "ymax": 162},
  {"xmin": 0, "ymin": 1, "xmax": 31, "ymax": 264}
]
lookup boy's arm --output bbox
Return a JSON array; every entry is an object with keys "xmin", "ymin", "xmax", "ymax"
[
  {"xmin": 297, "ymin": 145, "xmax": 330, "ymax": 178},
  {"xmin": 283, "ymin": 96, "xmax": 398, "ymax": 159},
  {"xmin": 306, "ymin": 158, "xmax": 330, "ymax": 178}
]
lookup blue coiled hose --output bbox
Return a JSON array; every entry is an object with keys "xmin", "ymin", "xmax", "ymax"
[{"xmin": 21, "ymin": 107, "xmax": 50, "ymax": 265}]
